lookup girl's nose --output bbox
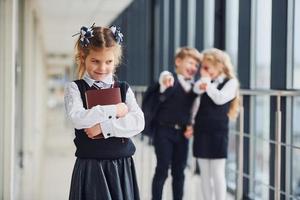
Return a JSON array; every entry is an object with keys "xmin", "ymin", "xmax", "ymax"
[{"xmin": 97, "ymin": 63, "xmax": 105, "ymax": 70}]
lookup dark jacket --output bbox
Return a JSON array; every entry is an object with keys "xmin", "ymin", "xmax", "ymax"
[{"xmin": 142, "ymin": 75, "xmax": 197, "ymax": 138}]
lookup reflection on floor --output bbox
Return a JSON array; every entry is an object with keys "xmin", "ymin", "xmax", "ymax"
[
  {"xmin": 39, "ymin": 106, "xmax": 75, "ymax": 200},
  {"xmin": 39, "ymin": 106, "xmax": 234, "ymax": 200}
]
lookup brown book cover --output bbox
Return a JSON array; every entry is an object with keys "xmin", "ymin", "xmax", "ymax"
[
  {"xmin": 85, "ymin": 88, "xmax": 122, "ymax": 109},
  {"xmin": 85, "ymin": 88, "xmax": 122, "ymax": 139}
]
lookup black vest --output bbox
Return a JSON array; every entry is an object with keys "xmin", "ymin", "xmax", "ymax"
[
  {"xmin": 73, "ymin": 79, "xmax": 136, "ymax": 159},
  {"xmin": 194, "ymin": 78, "xmax": 231, "ymax": 133},
  {"xmin": 193, "ymin": 78, "xmax": 232, "ymax": 158},
  {"xmin": 156, "ymin": 77, "xmax": 197, "ymax": 125}
]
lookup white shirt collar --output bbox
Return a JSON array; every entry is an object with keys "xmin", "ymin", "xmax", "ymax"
[
  {"xmin": 83, "ymin": 73, "xmax": 114, "ymax": 87},
  {"xmin": 177, "ymin": 74, "xmax": 194, "ymax": 82},
  {"xmin": 213, "ymin": 74, "xmax": 226, "ymax": 84},
  {"xmin": 176, "ymin": 74, "xmax": 194, "ymax": 92}
]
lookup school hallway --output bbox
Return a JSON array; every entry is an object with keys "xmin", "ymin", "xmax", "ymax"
[{"xmin": 1, "ymin": 0, "xmax": 300, "ymax": 199}]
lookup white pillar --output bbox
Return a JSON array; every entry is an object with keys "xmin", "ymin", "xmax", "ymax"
[
  {"xmin": 20, "ymin": 0, "xmax": 47, "ymax": 198},
  {"xmin": 0, "ymin": 0, "xmax": 17, "ymax": 199}
]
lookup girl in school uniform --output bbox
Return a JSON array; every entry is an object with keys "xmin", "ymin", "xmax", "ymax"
[
  {"xmin": 64, "ymin": 24, "xmax": 144, "ymax": 200},
  {"xmin": 193, "ymin": 48, "xmax": 239, "ymax": 200}
]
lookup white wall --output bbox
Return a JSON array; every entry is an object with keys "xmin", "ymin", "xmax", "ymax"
[
  {"xmin": 0, "ymin": 0, "xmax": 47, "ymax": 199},
  {"xmin": 21, "ymin": 1, "xmax": 47, "ymax": 199}
]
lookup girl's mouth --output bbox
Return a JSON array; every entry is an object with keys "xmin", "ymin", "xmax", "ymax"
[{"xmin": 94, "ymin": 71, "xmax": 107, "ymax": 75}]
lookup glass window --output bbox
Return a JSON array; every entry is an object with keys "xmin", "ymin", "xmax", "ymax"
[
  {"xmin": 292, "ymin": 97, "xmax": 300, "ymax": 198},
  {"xmin": 252, "ymin": 96, "xmax": 270, "ymax": 199},
  {"xmin": 293, "ymin": 1, "xmax": 300, "ymax": 88},
  {"xmin": 203, "ymin": 0, "xmax": 215, "ymax": 48},
  {"xmin": 250, "ymin": 0, "xmax": 272, "ymax": 199},
  {"xmin": 225, "ymin": 0, "xmax": 239, "ymax": 68},
  {"xmin": 225, "ymin": 0, "xmax": 239, "ymax": 194},
  {"xmin": 252, "ymin": 0, "xmax": 271, "ymax": 89},
  {"xmin": 226, "ymin": 122, "xmax": 237, "ymax": 191}
]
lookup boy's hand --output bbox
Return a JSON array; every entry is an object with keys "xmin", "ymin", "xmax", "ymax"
[
  {"xmin": 116, "ymin": 103, "xmax": 128, "ymax": 118},
  {"xmin": 85, "ymin": 123, "xmax": 103, "ymax": 139},
  {"xmin": 184, "ymin": 125, "xmax": 193, "ymax": 139},
  {"xmin": 162, "ymin": 74, "xmax": 174, "ymax": 89}
]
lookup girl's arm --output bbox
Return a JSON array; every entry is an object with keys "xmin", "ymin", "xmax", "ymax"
[
  {"xmin": 206, "ymin": 78, "xmax": 238, "ymax": 105},
  {"xmin": 193, "ymin": 67, "xmax": 211, "ymax": 95},
  {"xmin": 64, "ymin": 82, "xmax": 117, "ymax": 129},
  {"xmin": 100, "ymin": 87, "xmax": 145, "ymax": 138},
  {"xmin": 193, "ymin": 79, "xmax": 209, "ymax": 95}
]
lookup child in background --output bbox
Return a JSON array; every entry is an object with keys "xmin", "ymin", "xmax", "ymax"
[
  {"xmin": 193, "ymin": 48, "xmax": 239, "ymax": 200},
  {"xmin": 145, "ymin": 47, "xmax": 202, "ymax": 200},
  {"xmin": 64, "ymin": 24, "xmax": 144, "ymax": 200}
]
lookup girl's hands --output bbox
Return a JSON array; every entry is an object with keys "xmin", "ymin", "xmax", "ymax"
[
  {"xmin": 162, "ymin": 74, "xmax": 174, "ymax": 89},
  {"xmin": 199, "ymin": 83, "xmax": 208, "ymax": 91},
  {"xmin": 116, "ymin": 103, "xmax": 128, "ymax": 118},
  {"xmin": 199, "ymin": 67, "xmax": 211, "ymax": 91},
  {"xmin": 85, "ymin": 102, "xmax": 128, "ymax": 139},
  {"xmin": 184, "ymin": 125, "xmax": 193, "ymax": 139},
  {"xmin": 85, "ymin": 124, "xmax": 103, "ymax": 139}
]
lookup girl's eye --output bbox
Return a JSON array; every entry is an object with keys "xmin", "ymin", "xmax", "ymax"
[{"xmin": 106, "ymin": 60, "xmax": 113, "ymax": 64}]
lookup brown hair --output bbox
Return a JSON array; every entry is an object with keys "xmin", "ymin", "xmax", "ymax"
[
  {"xmin": 202, "ymin": 48, "xmax": 240, "ymax": 120},
  {"xmin": 174, "ymin": 47, "xmax": 203, "ymax": 65},
  {"xmin": 74, "ymin": 26, "xmax": 122, "ymax": 79}
]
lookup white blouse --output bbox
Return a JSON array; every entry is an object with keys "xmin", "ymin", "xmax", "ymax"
[
  {"xmin": 64, "ymin": 74, "xmax": 145, "ymax": 139},
  {"xmin": 193, "ymin": 75, "xmax": 238, "ymax": 105}
]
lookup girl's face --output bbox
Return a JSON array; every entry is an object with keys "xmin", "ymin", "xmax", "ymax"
[
  {"xmin": 84, "ymin": 48, "xmax": 116, "ymax": 81},
  {"xmin": 175, "ymin": 56, "xmax": 198, "ymax": 79},
  {"xmin": 201, "ymin": 55, "xmax": 223, "ymax": 79}
]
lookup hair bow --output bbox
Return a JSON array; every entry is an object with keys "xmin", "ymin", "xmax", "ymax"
[
  {"xmin": 109, "ymin": 25, "xmax": 124, "ymax": 44},
  {"xmin": 72, "ymin": 23, "xmax": 95, "ymax": 47}
]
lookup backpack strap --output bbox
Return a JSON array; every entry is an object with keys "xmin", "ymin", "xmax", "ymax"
[{"xmin": 74, "ymin": 79, "xmax": 88, "ymax": 108}]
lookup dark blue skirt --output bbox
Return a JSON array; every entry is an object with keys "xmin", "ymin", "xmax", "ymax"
[{"xmin": 69, "ymin": 157, "xmax": 140, "ymax": 200}]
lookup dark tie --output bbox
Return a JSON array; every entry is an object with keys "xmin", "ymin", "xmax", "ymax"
[
  {"xmin": 92, "ymin": 81, "xmax": 102, "ymax": 90},
  {"xmin": 184, "ymin": 78, "xmax": 194, "ymax": 84}
]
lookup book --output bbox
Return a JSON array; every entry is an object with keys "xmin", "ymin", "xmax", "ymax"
[
  {"xmin": 85, "ymin": 87, "xmax": 122, "ymax": 109},
  {"xmin": 85, "ymin": 87, "xmax": 122, "ymax": 139}
]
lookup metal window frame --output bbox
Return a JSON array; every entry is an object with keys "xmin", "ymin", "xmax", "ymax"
[
  {"xmin": 180, "ymin": 0, "xmax": 188, "ymax": 46},
  {"xmin": 168, "ymin": 0, "xmax": 175, "ymax": 69},
  {"xmin": 286, "ymin": 0, "xmax": 295, "ymax": 198},
  {"xmin": 195, "ymin": 0, "xmax": 204, "ymax": 51},
  {"xmin": 214, "ymin": 0, "xmax": 226, "ymax": 49},
  {"xmin": 237, "ymin": 0, "xmax": 252, "ymax": 198}
]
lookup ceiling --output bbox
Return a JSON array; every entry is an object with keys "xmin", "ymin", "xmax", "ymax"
[{"xmin": 36, "ymin": 0, "xmax": 133, "ymax": 72}]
